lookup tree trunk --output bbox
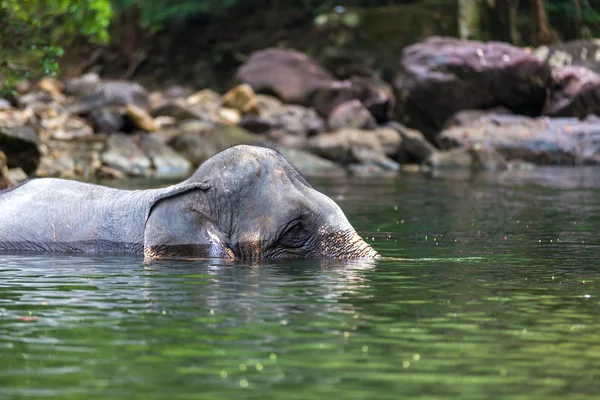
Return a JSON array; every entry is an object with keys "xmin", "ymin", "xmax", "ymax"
[
  {"xmin": 532, "ymin": 0, "xmax": 554, "ymax": 45},
  {"xmin": 457, "ymin": 0, "xmax": 480, "ymax": 40}
]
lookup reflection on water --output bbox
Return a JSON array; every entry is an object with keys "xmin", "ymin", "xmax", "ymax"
[{"xmin": 1, "ymin": 167, "xmax": 600, "ymax": 399}]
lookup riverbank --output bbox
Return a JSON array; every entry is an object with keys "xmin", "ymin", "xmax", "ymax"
[{"xmin": 2, "ymin": 37, "xmax": 600, "ymax": 189}]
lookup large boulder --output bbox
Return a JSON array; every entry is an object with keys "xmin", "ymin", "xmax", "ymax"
[
  {"xmin": 395, "ymin": 37, "xmax": 552, "ymax": 139},
  {"xmin": 438, "ymin": 114, "xmax": 600, "ymax": 165},
  {"xmin": 236, "ymin": 48, "xmax": 334, "ymax": 105},
  {"xmin": 543, "ymin": 66, "xmax": 600, "ymax": 119}
]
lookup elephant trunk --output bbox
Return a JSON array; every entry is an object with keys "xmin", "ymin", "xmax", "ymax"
[{"xmin": 315, "ymin": 229, "xmax": 380, "ymax": 259}]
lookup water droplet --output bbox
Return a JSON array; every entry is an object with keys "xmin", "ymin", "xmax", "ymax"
[
  {"xmin": 219, "ymin": 370, "xmax": 228, "ymax": 378},
  {"xmin": 402, "ymin": 361, "xmax": 410, "ymax": 368},
  {"xmin": 413, "ymin": 353, "xmax": 420, "ymax": 361},
  {"xmin": 239, "ymin": 379, "xmax": 249, "ymax": 388},
  {"xmin": 255, "ymin": 363, "xmax": 264, "ymax": 371}
]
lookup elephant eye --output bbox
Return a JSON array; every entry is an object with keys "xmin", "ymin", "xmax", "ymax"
[{"xmin": 279, "ymin": 221, "xmax": 310, "ymax": 248}]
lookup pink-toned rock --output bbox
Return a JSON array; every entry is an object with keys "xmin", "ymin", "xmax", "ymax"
[
  {"xmin": 236, "ymin": 48, "xmax": 334, "ymax": 104},
  {"xmin": 327, "ymin": 100, "xmax": 376, "ymax": 131},
  {"xmin": 395, "ymin": 37, "xmax": 552, "ymax": 139},
  {"xmin": 438, "ymin": 113, "xmax": 600, "ymax": 165},
  {"xmin": 313, "ymin": 77, "xmax": 395, "ymax": 122},
  {"xmin": 543, "ymin": 66, "xmax": 600, "ymax": 119}
]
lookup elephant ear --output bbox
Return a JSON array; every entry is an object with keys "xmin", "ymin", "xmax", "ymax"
[{"xmin": 143, "ymin": 182, "xmax": 233, "ymax": 260}]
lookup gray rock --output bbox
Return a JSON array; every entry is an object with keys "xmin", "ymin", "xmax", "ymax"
[
  {"xmin": 88, "ymin": 107, "xmax": 125, "ymax": 134},
  {"xmin": 101, "ymin": 134, "xmax": 152, "ymax": 177},
  {"xmin": 385, "ymin": 121, "xmax": 436, "ymax": 162},
  {"xmin": 535, "ymin": 39, "xmax": 600, "ymax": 74},
  {"xmin": 139, "ymin": 135, "xmax": 191, "ymax": 178},
  {"xmin": 278, "ymin": 148, "xmax": 346, "ymax": 177},
  {"xmin": 69, "ymin": 80, "xmax": 150, "ymax": 115},
  {"xmin": 307, "ymin": 128, "xmax": 398, "ymax": 170},
  {"xmin": 167, "ymin": 122, "xmax": 259, "ymax": 167},
  {"xmin": 150, "ymin": 101, "xmax": 202, "ymax": 122},
  {"xmin": 438, "ymin": 114, "xmax": 600, "ymax": 165}
]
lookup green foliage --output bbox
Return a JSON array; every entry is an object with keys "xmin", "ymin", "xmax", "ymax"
[
  {"xmin": 111, "ymin": 0, "xmax": 238, "ymax": 30},
  {"xmin": 0, "ymin": 0, "xmax": 112, "ymax": 95}
]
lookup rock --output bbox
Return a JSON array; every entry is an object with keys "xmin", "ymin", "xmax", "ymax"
[
  {"xmin": 424, "ymin": 145, "xmax": 507, "ymax": 171},
  {"xmin": 238, "ymin": 114, "xmax": 272, "ymax": 134},
  {"xmin": 88, "ymin": 107, "xmax": 125, "ymax": 134},
  {"xmin": 101, "ymin": 134, "xmax": 152, "ymax": 177},
  {"xmin": 385, "ymin": 121, "xmax": 437, "ymax": 162},
  {"xmin": 236, "ymin": 48, "xmax": 334, "ymax": 104},
  {"xmin": 36, "ymin": 138, "xmax": 104, "ymax": 179},
  {"xmin": 261, "ymin": 104, "xmax": 325, "ymax": 137},
  {"xmin": 150, "ymin": 101, "xmax": 202, "ymax": 122},
  {"xmin": 125, "ymin": 104, "xmax": 158, "ymax": 131},
  {"xmin": 217, "ymin": 107, "xmax": 242, "ymax": 125},
  {"xmin": 7, "ymin": 168, "xmax": 28, "ymax": 184},
  {"xmin": 327, "ymin": 100, "xmax": 376, "ymax": 131},
  {"xmin": 36, "ymin": 77, "xmax": 64, "ymax": 101},
  {"xmin": 394, "ymin": 37, "xmax": 552, "ymax": 138},
  {"xmin": 438, "ymin": 114, "xmax": 600, "ymax": 165},
  {"xmin": 62, "ymin": 73, "xmax": 100, "ymax": 97},
  {"xmin": 0, "ymin": 126, "xmax": 42, "ymax": 175},
  {"xmin": 312, "ymin": 76, "xmax": 395, "ymax": 122},
  {"xmin": 374, "ymin": 127, "xmax": 402, "ymax": 158},
  {"xmin": 307, "ymin": 128, "xmax": 399, "ymax": 170},
  {"xmin": 138, "ymin": 135, "xmax": 191, "ymax": 178},
  {"xmin": 35, "ymin": 151, "xmax": 77, "ymax": 178},
  {"xmin": 185, "ymin": 89, "xmax": 222, "ymax": 122},
  {"xmin": 278, "ymin": 148, "xmax": 346, "ymax": 177},
  {"xmin": 222, "ymin": 84, "xmax": 260, "ymax": 115},
  {"xmin": 69, "ymin": 80, "xmax": 150, "ymax": 114},
  {"xmin": 168, "ymin": 122, "xmax": 258, "ymax": 167},
  {"xmin": 47, "ymin": 116, "xmax": 94, "ymax": 141},
  {"xmin": 534, "ymin": 39, "xmax": 600, "ymax": 74},
  {"xmin": 0, "ymin": 99, "xmax": 11, "ymax": 109},
  {"xmin": 543, "ymin": 66, "xmax": 600, "ymax": 119},
  {"xmin": 96, "ymin": 165, "xmax": 126, "ymax": 180},
  {"xmin": 443, "ymin": 107, "xmax": 514, "ymax": 129},
  {"xmin": 0, "ymin": 150, "xmax": 12, "ymax": 190}
]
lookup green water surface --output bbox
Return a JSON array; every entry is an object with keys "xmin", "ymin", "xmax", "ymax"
[{"xmin": 1, "ymin": 167, "xmax": 599, "ymax": 399}]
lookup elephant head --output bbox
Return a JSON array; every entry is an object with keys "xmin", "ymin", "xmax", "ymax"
[{"xmin": 143, "ymin": 145, "xmax": 379, "ymax": 260}]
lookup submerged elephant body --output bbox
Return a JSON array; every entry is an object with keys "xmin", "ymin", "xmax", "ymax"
[{"xmin": 0, "ymin": 145, "xmax": 378, "ymax": 260}]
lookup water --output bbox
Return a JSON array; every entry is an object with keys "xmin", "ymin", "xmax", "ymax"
[{"xmin": 1, "ymin": 167, "xmax": 600, "ymax": 399}]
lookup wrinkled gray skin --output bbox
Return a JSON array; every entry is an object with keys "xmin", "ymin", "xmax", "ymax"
[{"xmin": 0, "ymin": 145, "xmax": 379, "ymax": 260}]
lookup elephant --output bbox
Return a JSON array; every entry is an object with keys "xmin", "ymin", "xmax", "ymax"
[{"xmin": 0, "ymin": 145, "xmax": 379, "ymax": 260}]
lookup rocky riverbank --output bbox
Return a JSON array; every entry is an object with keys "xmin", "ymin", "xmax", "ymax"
[{"xmin": 2, "ymin": 36, "xmax": 600, "ymax": 189}]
